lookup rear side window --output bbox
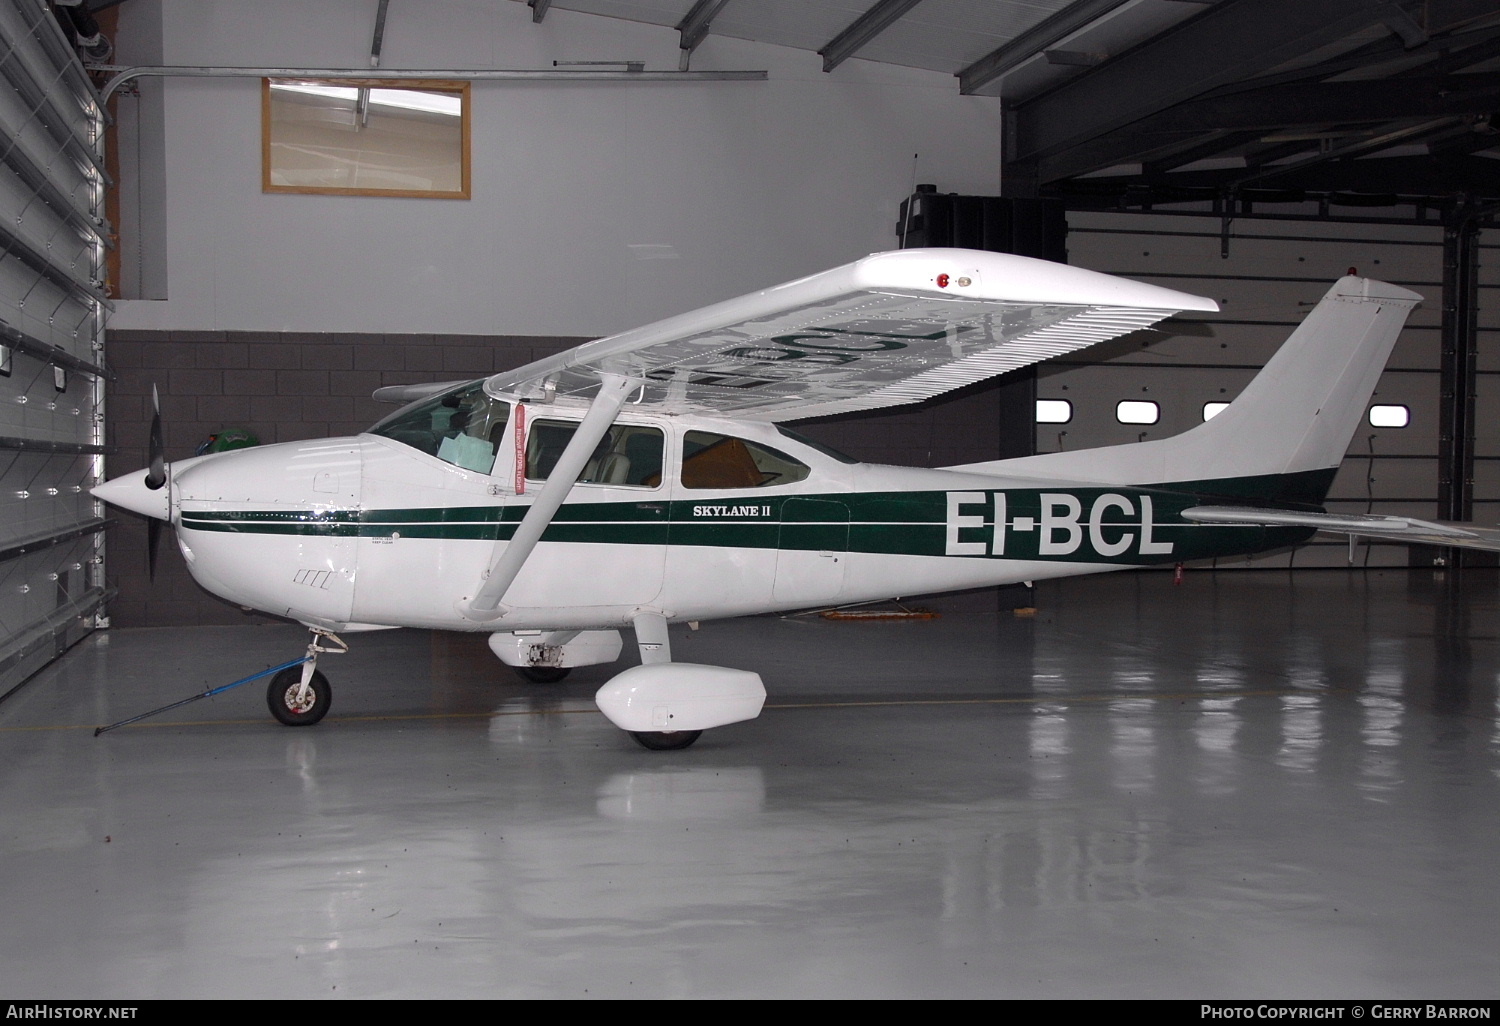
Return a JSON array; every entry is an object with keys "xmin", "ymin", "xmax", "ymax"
[{"xmin": 681, "ymin": 431, "xmax": 810, "ymax": 489}]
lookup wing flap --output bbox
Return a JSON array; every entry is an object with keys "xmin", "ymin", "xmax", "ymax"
[{"xmin": 484, "ymin": 248, "xmax": 1217, "ymax": 421}]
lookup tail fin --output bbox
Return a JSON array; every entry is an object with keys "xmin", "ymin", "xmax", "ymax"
[{"xmin": 951, "ymin": 276, "xmax": 1423, "ymax": 503}]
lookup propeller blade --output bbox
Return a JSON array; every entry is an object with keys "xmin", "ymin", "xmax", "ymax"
[
  {"xmin": 144, "ymin": 384, "xmax": 166, "ymax": 579},
  {"xmin": 147, "ymin": 517, "xmax": 161, "ymax": 581},
  {"xmin": 144, "ymin": 384, "xmax": 166, "ymax": 491}
]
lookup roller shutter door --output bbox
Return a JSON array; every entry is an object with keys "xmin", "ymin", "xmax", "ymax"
[{"xmin": 0, "ymin": 1, "xmax": 109, "ymax": 700}]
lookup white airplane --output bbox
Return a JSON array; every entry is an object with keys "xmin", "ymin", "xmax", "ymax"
[{"xmin": 94, "ymin": 248, "xmax": 1443, "ymax": 749}]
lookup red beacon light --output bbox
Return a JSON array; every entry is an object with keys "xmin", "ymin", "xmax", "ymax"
[{"xmin": 936, "ymin": 273, "xmax": 950, "ymax": 288}]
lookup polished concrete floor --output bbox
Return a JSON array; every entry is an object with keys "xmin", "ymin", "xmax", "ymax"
[{"xmin": 1, "ymin": 569, "xmax": 1497, "ymax": 999}]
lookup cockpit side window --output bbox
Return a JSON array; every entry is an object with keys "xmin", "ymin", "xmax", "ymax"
[
  {"xmin": 368, "ymin": 381, "xmax": 508, "ymax": 474},
  {"xmin": 526, "ymin": 420, "xmax": 665, "ymax": 488},
  {"xmin": 681, "ymin": 431, "xmax": 811, "ymax": 489}
]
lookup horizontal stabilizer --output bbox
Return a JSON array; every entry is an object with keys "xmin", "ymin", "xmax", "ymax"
[{"xmin": 1182, "ymin": 506, "xmax": 1500, "ymax": 551}]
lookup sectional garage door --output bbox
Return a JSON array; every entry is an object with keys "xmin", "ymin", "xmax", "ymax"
[
  {"xmin": 1473, "ymin": 226, "xmax": 1500, "ymax": 539},
  {"xmin": 1050, "ymin": 210, "xmax": 1465, "ymax": 569},
  {"xmin": 0, "ymin": 1, "xmax": 109, "ymax": 700}
]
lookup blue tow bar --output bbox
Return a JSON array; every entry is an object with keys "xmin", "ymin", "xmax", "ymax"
[{"xmin": 94, "ymin": 656, "xmax": 312, "ymax": 736}]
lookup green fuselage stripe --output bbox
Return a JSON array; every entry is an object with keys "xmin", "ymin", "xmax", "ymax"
[{"xmin": 179, "ymin": 476, "xmax": 1318, "ymax": 565}]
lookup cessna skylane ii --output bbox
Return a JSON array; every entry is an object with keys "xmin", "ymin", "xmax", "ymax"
[{"xmin": 94, "ymin": 247, "xmax": 1435, "ymax": 749}]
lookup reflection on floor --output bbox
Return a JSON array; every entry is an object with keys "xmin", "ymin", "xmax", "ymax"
[{"xmin": 1, "ymin": 569, "xmax": 1496, "ymax": 998}]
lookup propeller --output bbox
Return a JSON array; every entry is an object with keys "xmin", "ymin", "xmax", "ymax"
[
  {"xmin": 143, "ymin": 384, "xmax": 166, "ymax": 579},
  {"xmin": 144, "ymin": 384, "xmax": 166, "ymax": 490}
]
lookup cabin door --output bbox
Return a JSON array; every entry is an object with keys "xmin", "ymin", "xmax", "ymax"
[{"xmin": 773, "ymin": 498, "xmax": 849, "ymax": 606}]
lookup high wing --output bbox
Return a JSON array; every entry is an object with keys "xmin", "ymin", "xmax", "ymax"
[
  {"xmin": 1182, "ymin": 506, "xmax": 1500, "ymax": 553},
  {"xmin": 481, "ymin": 248, "xmax": 1219, "ymax": 421}
]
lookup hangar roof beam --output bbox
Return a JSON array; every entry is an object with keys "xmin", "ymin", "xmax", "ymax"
[
  {"xmin": 958, "ymin": 0, "xmax": 1136, "ymax": 96},
  {"xmin": 818, "ymin": 0, "xmax": 925, "ymax": 73},
  {"xmin": 676, "ymin": 0, "xmax": 731, "ymax": 70},
  {"xmin": 1007, "ymin": 0, "xmax": 1411, "ymax": 186}
]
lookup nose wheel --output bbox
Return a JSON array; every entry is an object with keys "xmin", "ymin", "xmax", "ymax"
[
  {"xmin": 267, "ymin": 629, "xmax": 346, "ymax": 726},
  {"xmin": 267, "ymin": 667, "xmax": 331, "ymax": 726}
]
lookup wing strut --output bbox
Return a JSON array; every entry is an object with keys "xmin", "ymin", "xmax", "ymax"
[{"xmin": 463, "ymin": 373, "xmax": 638, "ymax": 622}]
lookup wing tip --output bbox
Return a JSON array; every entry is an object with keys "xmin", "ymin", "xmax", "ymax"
[{"xmin": 854, "ymin": 248, "xmax": 1218, "ymax": 312}]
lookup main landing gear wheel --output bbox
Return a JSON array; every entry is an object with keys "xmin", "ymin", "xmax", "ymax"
[
  {"xmin": 267, "ymin": 667, "xmax": 331, "ymax": 726},
  {"xmin": 630, "ymin": 730, "xmax": 702, "ymax": 751},
  {"xmin": 516, "ymin": 665, "xmax": 571, "ymax": 684}
]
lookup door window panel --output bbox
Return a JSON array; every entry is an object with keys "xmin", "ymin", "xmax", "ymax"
[{"xmin": 526, "ymin": 420, "xmax": 664, "ymax": 487}]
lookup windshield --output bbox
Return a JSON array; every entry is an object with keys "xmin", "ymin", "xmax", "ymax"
[{"xmin": 368, "ymin": 381, "xmax": 509, "ymax": 474}]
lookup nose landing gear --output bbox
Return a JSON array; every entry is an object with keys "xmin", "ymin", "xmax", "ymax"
[{"xmin": 266, "ymin": 629, "xmax": 346, "ymax": 726}]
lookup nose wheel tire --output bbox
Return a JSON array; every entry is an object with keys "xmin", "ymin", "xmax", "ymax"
[
  {"xmin": 516, "ymin": 666, "xmax": 570, "ymax": 684},
  {"xmin": 267, "ymin": 667, "xmax": 331, "ymax": 726},
  {"xmin": 630, "ymin": 730, "xmax": 702, "ymax": 751}
]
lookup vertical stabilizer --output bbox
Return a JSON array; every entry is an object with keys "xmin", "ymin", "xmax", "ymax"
[{"xmin": 950, "ymin": 276, "xmax": 1423, "ymax": 501}]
